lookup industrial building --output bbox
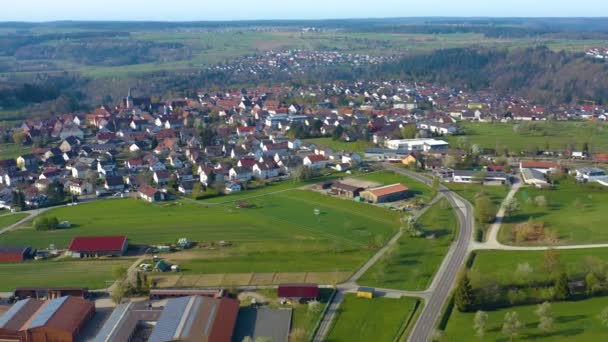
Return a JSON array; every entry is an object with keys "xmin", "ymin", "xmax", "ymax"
[
  {"xmin": 359, "ymin": 183, "xmax": 410, "ymax": 203},
  {"xmin": 67, "ymin": 236, "xmax": 128, "ymax": 258},
  {"xmin": 13, "ymin": 288, "xmax": 89, "ymax": 300},
  {"xmin": 0, "ymin": 296, "xmax": 95, "ymax": 342}
]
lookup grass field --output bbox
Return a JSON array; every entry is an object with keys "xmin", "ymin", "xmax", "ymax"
[
  {"xmin": 0, "ymin": 213, "xmax": 27, "ymax": 229},
  {"xmin": 446, "ymin": 121, "xmax": 608, "ymax": 153},
  {"xmin": 0, "ymin": 143, "xmax": 32, "ymax": 160},
  {"xmin": 442, "ymin": 296, "xmax": 608, "ymax": 341},
  {"xmin": 498, "ymin": 180, "xmax": 608, "ymax": 245},
  {"xmin": 326, "ymin": 294, "xmax": 419, "ymax": 342},
  {"xmin": 303, "ymin": 138, "xmax": 374, "ymax": 155},
  {"xmin": 0, "ymin": 258, "xmax": 133, "ymax": 291},
  {"xmin": 469, "ymin": 249, "xmax": 608, "ymax": 289},
  {"xmin": 358, "ymin": 198, "xmax": 458, "ymax": 291},
  {"xmin": 0, "ymin": 189, "xmax": 400, "ymax": 274},
  {"xmin": 444, "ymin": 183, "xmax": 509, "ymax": 208}
]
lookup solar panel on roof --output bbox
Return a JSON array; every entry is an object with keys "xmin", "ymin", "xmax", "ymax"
[
  {"xmin": 29, "ymin": 296, "xmax": 69, "ymax": 329},
  {"xmin": 0, "ymin": 299, "xmax": 31, "ymax": 328}
]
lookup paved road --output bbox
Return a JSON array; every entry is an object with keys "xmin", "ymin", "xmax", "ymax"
[
  {"xmin": 383, "ymin": 165, "xmax": 476, "ymax": 342},
  {"xmin": 312, "ymin": 188, "xmax": 441, "ymax": 342},
  {"xmin": 482, "ymin": 177, "xmax": 522, "ymax": 249}
]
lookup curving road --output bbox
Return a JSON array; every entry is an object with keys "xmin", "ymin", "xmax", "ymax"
[{"xmin": 383, "ymin": 165, "xmax": 476, "ymax": 342}]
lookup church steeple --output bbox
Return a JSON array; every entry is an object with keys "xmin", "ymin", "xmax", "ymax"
[{"xmin": 126, "ymin": 88, "xmax": 133, "ymax": 108}]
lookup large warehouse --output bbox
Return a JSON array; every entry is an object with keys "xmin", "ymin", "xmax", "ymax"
[
  {"xmin": 0, "ymin": 296, "xmax": 95, "ymax": 342},
  {"xmin": 0, "ymin": 246, "xmax": 33, "ymax": 263},
  {"xmin": 360, "ymin": 183, "xmax": 410, "ymax": 203},
  {"xmin": 67, "ymin": 236, "xmax": 128, "ymax": 258}
]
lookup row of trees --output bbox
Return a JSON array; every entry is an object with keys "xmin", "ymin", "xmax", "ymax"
[{"xmin": 473, "ymin": 303, "xmax": 608, "ymax": 340}]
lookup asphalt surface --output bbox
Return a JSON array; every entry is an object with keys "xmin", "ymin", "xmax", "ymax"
[{"xmin": 383, "ymin": 165, "xmax": 475, "ymax": 342}]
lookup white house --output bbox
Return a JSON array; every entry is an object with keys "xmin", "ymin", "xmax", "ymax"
[
  {"xmin": 252, "ymin": 162, "xmax": 280, "ymax": 179},
  {"xmin": 303, "ymin": 155, "xmax": 328, "ymax": 169}
]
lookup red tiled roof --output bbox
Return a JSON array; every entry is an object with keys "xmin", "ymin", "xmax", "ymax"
[
  {"xmin": 139, "ymin": 184, "xmax": 160, "ymax": 197},
  {"xmin": 368, "ymin": 184, "xmax": 410, "ymax": 197},
  {"xmin": 306, "ymin": 155, "xmax": 326, "ymax": 162},
  {"xmin": 68, "ymin": 236, "xmax": 127, "ymax": 252}
]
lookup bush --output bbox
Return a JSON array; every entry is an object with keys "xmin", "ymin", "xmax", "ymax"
[{"xmin": 33, "ymin": 216, "xmax": 59, "ymax": 231}]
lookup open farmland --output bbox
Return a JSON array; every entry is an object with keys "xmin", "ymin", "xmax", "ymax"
[
  {"xmin": 442, "ymin": 295, "xmax": 608, "ymax": 341},
  {"xmin": 0, "ymin": 258, "xmax": 133, "ymax": 291},
  {"xmin": 446, "ymin": 121, "xmax": 608, "ymax": 153},
  {"xmin": 0, "ymin": 213, "xmax": 28, "ymax": 229},
  {"xmin": 0, "ymin": 189, "xmax": 402, "ymax": 275},
  {"xmin": 469, "ymin": 248, "xmax": 608, "ymax": 289},
  {"xmin": 498, "ymin": 180, "xmax": 608, "ymax": 245},
  {"xmin": 326, "ymin": 294, "xmax": 419, "ymax": 342},
  {"xmin": 358, "ymin": 198, "xmax": 458, "ymax": 291}
]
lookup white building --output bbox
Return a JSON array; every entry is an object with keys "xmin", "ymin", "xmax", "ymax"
[{"xmin": 385, "ymin": 139, "xmax": 449, "ymax": 152}]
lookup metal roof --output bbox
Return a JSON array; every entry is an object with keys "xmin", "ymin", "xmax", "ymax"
[
  {"xmin": 0, "ymin": 245, "xmax": 30, "ymax": 255},
  {"xmin": 68, "ymin": 236, "xmax": 127, "ymax": 252},
  {"xmin": 29, "ymin": 296, "xmax": 69, "ymax": 329},
  {"xmin": 0, "ymin": 299, "xmax": 31, "ymax": 328},
  {"xmin": 148, "ymin": 296, "xmax": 192, "ymax": 342},
  {"xmin": 92, "ymin": 302, "xmax": 134, "ymax": 342}
]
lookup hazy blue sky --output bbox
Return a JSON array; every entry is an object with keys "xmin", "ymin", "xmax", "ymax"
[{"xmin": 1, "ymin": 0, "xmax": 607, "ymax": 21}]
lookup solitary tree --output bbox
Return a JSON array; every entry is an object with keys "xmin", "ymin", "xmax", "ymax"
[
  {"xmin": 473, "ymin": 310, "xmax": 489, "ymax": 338},
  {"xmin": 111, "ymin": 284, "xmax": 125, "ymax": 305},
  {"xmin": 599, "ymin": 307, "xmax": 608, "ymax": 328},
  {"xmin": 535, "ymin": 302, "xmax": 554, "ymax": 333},
  {"xmin": 474, "ymin": 194, "xmax": 497, "ymax": 224},
  {"xmin": 502, "ymin": 311, "xmax": 523, "ymax": 341},
  {"xmin": 504, "ymin": 198, "xmax": 521, "ymax": 217},
  {"xmin": 585, "ymin": 272, "xmax": 601, "ymax": 296},
  {"xmin": 543, "ymin": 248, "xmax": 562, "ymax": 275},
  {"xmin": 455, "ymin": 274, "xmax": 475, "ymax": 312},
  {"xmin": 554, "ymin": 272, "xmax": 570, "ymax": 300}
]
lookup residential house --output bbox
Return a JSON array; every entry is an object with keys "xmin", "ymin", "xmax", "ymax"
[
  {"xmin": 229, "ymin": 167, "xmax": 253, "ymax": 182},
  {"xmin": 252, "ymin": 162, "xmax": 280, "ymax": 179},
  {"xmin": 138, "ymin": 185, "xmax": 165, "ymax": 203},
  {"xmin": 153, "ymin": 170, "xmax": 171, "ymax": 184},
  {"xmin": 303, "ymin": 155, "xmax": 328, "ymax": 169},
  {"xmin": 105, "ymin": 176, "xmax": 125, "ymax": 192}
]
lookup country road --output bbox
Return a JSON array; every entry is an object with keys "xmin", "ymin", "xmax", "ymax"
[{"xmin": 383, "ymin": 166, "xmax": 476, "ymax": 342}]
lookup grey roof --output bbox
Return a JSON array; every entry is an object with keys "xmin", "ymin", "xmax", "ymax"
[
  {"xmin": 148, "ymin": 296, "xmax": 213, "ymax": 342},
  {"xmin": 0, "ymin": 245, "xmax": 30, "ymax": 254},
  {"xmin": 0, "ymin": 298, "xmax": 32, "ymax": 328},
  {"xmin": 453, "ymin": 170, "xmax": 508, "ymax": 179},
  {"xmin": 232, "ymin": 307, "xmax": 292, "ymax": 342},
  {"xmin": 29, "ymin": 296, "xmax": 69, "ymax": 329},
  {"xmin": 92, "ymin": 302, "xmax": 134, "ymax": 342}
]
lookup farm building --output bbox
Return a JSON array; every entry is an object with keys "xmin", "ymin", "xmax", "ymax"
[
  {"xmin": 149, "ymin": 288, "xmax": 224, "ymax": 299},
  {"xmin": 359, "ymin": 183, "xmax": 410, "ymax": 203},
  {"xmin": 92, "ymin": 301, "xmax": 163, "ymax": 342},
  {"xmin": 13, "ymin": 288, "xmax": 89, "ymax": 300},
  {"xmin": 277, "ymin": 284, "xmax": 319, "ymax": 300},
  {"xmin": 148, "ymin": 296, "xmax": 239, "ymax": 342},
  {"xmin": 519, "ymin": 161, "xmax": 557, "ymax": 174},
  {"xmin": 0, "ymin": 246, "xmax": 33, "ymax": 263},
  {"xmin": 330, "ymin": 182, "xmax": 363, "ymax": 198},
  {"xmin": 232, "ymin": 307, "xmax": 293, "ymax": 342},
  {"xmin": 521, "ymin": 168, "xmax": 550, "ymax": 188},
  {"xmin": 452, "ymin": 170, "xmax": 509, "ymax": 184},
  {"xmin": 138, "ymin": 184, "xmax": 165, "ymax": 203},
  {"xmin": 67, "ymin": 236, "xmax": 128, "ymax": 258},
  {"xmin": 357, "ymin": 287, "xmax": 375, "ymax": 299},
  {"xmin": 0, "ymin": 296, "xmax": 95, "ymax": 342}
]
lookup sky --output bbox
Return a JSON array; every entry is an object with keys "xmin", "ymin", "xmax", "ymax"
[{"xmin": 1, "ymin": 0, "xmax": 607, "ymax": 22}]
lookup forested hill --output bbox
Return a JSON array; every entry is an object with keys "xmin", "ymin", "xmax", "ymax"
[{"xmin": 376, "ymin": 47, "xmax": 608, "ymax": 104}]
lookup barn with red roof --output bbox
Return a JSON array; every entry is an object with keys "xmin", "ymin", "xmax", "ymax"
[{"xmin": 67, "ymin": 236, "xmax": 128, "ymax": 258}]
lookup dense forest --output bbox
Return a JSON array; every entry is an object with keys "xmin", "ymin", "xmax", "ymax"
[{"xmin": 375, "ymin": 47, "xmax": 608, "ymax": 104}]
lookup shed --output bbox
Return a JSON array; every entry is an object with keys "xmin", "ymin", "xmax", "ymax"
[
  {"xmin": 0, "ymin": 245, "xmax": 32, "ymax": 262},
  {"xmin": 154, "ymin": 260, "xmax": 171, "ymax": 272},
  {"xmin": 277, "ymin": 284, "xmax": 319, "ymax": 300},
  {"xmin": 357, "ymin": 287, "xmax": 375, "ymax": 299}
]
